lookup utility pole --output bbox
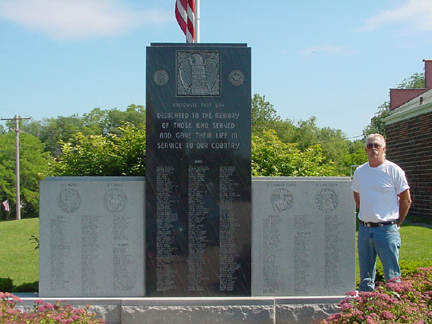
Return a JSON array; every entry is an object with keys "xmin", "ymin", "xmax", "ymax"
[{"xmin": 1, "ymin": 115, "xmax": 31, "ymax": 220}]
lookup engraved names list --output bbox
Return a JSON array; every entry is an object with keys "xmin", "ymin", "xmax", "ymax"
[
  {"xmin": 252, "ymin": 178, "xmax": 356, "ymax": 296},
  {"xmin": 39, "ymin": 177, "xmax": 145, "ymax": 297}
]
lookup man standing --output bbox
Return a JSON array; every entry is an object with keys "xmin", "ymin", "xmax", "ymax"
[{"xmin": 352, "ymin": 134, "xmax": 411, "ymax": 292}]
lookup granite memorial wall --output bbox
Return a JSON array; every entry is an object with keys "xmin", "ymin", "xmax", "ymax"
[
  {"xmin": 252, "ymin": 177, "xmax": 356, "ymax": 296},
  {"xmin": 145, "ymin": 43, "xmax": 252, "ymax": 297},
  {"xmin": 39, "ymin": 177, "xmax": 145, "ymax": 297},
  {"xmin": 39, "ymin": 176, "xmax": 356, "ymax": 298}
]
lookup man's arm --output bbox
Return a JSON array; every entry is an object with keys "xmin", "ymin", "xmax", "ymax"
[
  {"xmin": 397, "ymin": 189, "xmax": 412, "ymax": 228},
  {"xmin": 353, "ymin": 191, "xmax": 360, "ymax": 211}
]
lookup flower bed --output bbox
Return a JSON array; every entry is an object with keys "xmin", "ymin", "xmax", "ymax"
[
  {"xmin": 0, "ymin": 292, "xmax": 105, "ymax": 324},
  {"xmin": 321, "ymin": 267, "xmax": 432, "ymax": 323}
]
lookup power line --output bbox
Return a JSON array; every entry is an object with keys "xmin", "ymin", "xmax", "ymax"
[
  {"xmin": 0, "ymin": 105, "xmax": 30, "ymax": 118},
  {"xmin": 317, "ymin": 134, "xmax": 363, "ymax": 145},
  {"xmin": 287, "ymin": 101, "xmax": 384, "ymax": 120}
]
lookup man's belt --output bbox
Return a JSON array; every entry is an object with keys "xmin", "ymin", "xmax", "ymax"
[{"xmin": 360, "ymin": 220, "xmax": 398, "ymax": 227}]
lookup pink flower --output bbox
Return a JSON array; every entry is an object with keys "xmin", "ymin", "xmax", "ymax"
[
  {"xmin": 366, "ymin": 316, "xmax": 378, "ymax": 324},
  {"xmin": 44, "ymin": 303, "xmax": 54, "ymax": 310},
  {"xmin": 60, "ymin": 319, "xmax": 73, "ymax": 324},
  {"xmin": 340, "ymin": 303, "xmax": 353, "ymax": 311},
  {"xmin": 12, "ymin": 295, "xmax": 21, "ymax": 303},
  {"xmin": 5, "ymin": 308, "xmax": 15, "ymax": 314},
  {"xmin": 380, "ymin": 310, "xmax": 396, "ymax": 320}
]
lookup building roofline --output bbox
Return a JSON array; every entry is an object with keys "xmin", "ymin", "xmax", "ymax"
[{"xmin": 385, "ymin": 88, "xmax": 432, "ymax": 124}]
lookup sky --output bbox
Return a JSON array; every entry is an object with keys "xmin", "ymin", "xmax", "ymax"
[{"xmin": 1, "ymin": 0, "xmax": 431, "ymax": 140}]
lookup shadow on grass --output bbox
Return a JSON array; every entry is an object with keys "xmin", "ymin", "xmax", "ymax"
[{"xmin": 0, "ymin": 278, "xmax": 38, "ymax": 293}]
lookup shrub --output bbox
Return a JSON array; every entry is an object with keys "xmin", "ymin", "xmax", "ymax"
[
  {"xmin": 13, "ymin": 281, "xmax": 38, "ymax": 293},
  {"xmin": 321, "ymin": 267, "xmax": 432, "ymax": 323},
  {"xmin": 0, "ymin": 279, "xmax": 12, "ymax": 293},
  {"xmin": 0, "ymin": 278, "xmax": 39, "ymax": 293},
  {"xmin": 0, "ymin": 292, "xmax": 105, "ymax": 324}
]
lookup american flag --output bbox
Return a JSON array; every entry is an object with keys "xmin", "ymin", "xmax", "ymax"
[
  {"xmin": 2, "ymin": 200, "xmax": 9, "ymax": 212},
  {"xmin": 175, "ymin": 0, "xmax": 195, "ymax": 43}
]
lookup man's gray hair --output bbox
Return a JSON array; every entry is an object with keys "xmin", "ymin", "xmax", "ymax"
[{"xmin": 365, "ymin": 134, "xmax": 386, "ymax": 148}]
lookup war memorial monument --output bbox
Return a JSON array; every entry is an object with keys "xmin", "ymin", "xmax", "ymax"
[{"xmin": 35, "ymin": 43, "xmax": 356, "ymax": 323}]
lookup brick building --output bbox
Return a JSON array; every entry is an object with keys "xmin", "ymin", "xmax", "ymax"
[{"xmin": 384, "ymin": 59, "xmax": 432, "ymax": 219}]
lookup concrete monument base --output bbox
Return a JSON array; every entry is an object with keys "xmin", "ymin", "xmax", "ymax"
[{"xmin": 17, "ymin": 295, "xmax": 342, "ymax": 324}]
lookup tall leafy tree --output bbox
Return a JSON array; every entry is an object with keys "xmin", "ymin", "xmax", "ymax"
[
  {"xmin": 251, "ymin": 93, "xmax": 280, "ymax": 133},
  {"xmin": 252, "ymin": 129, "xmax": 335, "ymax": 176},
  {"xmin": 53, "ymin": 123, "xmax": 146, "ymax": 176},
  {"xmin": 251, "ymin": 93, "xmax": 296, "ymax": 143},
  {"xmin": 293, "ymin": 116, "xmax": 319, "ymax": 150},
  {"xmin": 37, "ymin": 115, "xmax": 88, "ymax": 156},
  {"xmin": 105, "ymin": 104, "xmax": 146, "ymax": 135},
  {"xmin": 363, "ymin": 72, "xmax": 425, "ymax": 138},
  {"xmin": 340, "ymin": 139, "xmax": 368, "ymax": 176},
  {"xmin": 82, "ymin": 104, "xmax": 145, "ymax": 136},
  {"xmin": 397, "ymin": 72, "xmax": 425, "ymax": 89},
  {"xmin": 0, "ymin": 132, "xmax": 53, "ymax": 219},
  {"xmin": 19, "ymin": 104, "xmax": 146, "ymax": 156},
  {"xmin": 362, "ymin": 102, "xmax": 390, "ymax": 137}
]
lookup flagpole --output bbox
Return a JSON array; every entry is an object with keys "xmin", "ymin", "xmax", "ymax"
[{"xmin": 195, "ymin": 0, "xmax": 200, "ymax": 43}]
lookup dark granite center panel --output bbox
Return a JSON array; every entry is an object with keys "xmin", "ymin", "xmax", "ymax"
[{"xmin": 145, "ymin": 43, "xmax": 251, "ymax": 297}]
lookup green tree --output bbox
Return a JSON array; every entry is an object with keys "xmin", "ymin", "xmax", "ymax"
[
  {"xmin": 251, "ymin": 93, "xmax": 296, "ymax": 142},
  {"xmin": 291, "ymin": 117, "xmax": 351, "ymax": 175},
  {"xmin": 293, "ymin": 117, "xmax": 319, "ymax": 150},
  {"xmin": 251, "ymin": 93, "xmax": 280, "ymax": 133},
  {"xmin": 82, "ymin": 104, "xmax": 145, "ymax": 136},
  {"xmin": 0, "ymin": 132, "xmax": 53, "ymax": 219},
  {"xmin": 252, "ymin": 129, "xmax": 335, "ymax": 176},
  {"xmin": 340, "ymin": 139, "xmax": 368, "ymax": 176},
  {"xmin": 53, "ymin": 123, "xmax": 146, "ymax": 176},
  {"xmin": 38, "ymin": 115, "xmax": 89, "ymax": 156},
  {"xmin": 20, "ymin": 104, "xmax": 146, "ymax": 156},
  {"xmin": 397, "ymin": 72, "xmax": 425, "ymax": 89},
  {"xmin": 363, "ymin": 72, "xmax": 425, "ymax": 138},
  {"xmin": 105, "ymin": 104, "xmax": 146, "ymax": 134},
  {"xmin": 362, "ymin": 102, "xmax": 390, "ymax": 138}
]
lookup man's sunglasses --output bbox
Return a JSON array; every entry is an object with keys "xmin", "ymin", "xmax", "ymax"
[{"xmin": 366, "ymin": 143, "xmax": 381, "ymax": 149}]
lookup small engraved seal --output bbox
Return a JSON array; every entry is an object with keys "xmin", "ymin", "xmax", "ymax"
[
  {"xmin": 58, "ymin": 189, "xmax": 80, "ymax": 213},
  {"xmin": 104, "ymin": 189, "xmax": 127, "ymax": 212},
  {"xmin": 228, "ymin": 70, "xmax": 244, "ymax": 86},
  {"xmin": 153, "ymin": 70, "xmax": 169, "ymax": 86},
  {"xmin": 315, "ymin": 189, "xmax": 338, "ymax": 212},
  {"xmin": 270, "ymin": 188, "xmax": 293, "ymax": 212}
]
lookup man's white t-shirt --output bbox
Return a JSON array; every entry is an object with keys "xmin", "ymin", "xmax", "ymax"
[{"xmin": 351, "ymin": 160, "xmax": 410, "ymax": 223}]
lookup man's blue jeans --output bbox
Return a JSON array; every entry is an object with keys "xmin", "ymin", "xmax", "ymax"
[{"xmin": 358, "ymin": 223, "xmax": 401, "ymax": 292}]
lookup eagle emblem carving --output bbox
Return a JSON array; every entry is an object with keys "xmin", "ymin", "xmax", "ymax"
[{"xmin": 177, "ymin": 51, "xmax": 220, "ymax": 96}]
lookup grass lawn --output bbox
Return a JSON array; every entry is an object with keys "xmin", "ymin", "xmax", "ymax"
[
  {"xmin": 400, "ymin": 220, "xmax": 432, "ymax": 261},
  {"xmin": 0, "ymin": 218, "xmax": 39, "ymax": 288}
]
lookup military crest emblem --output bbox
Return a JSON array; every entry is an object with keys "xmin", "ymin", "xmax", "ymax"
[{"xmin": 177, "ymin": 51, "xmax": 220, "ymax": 96}]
